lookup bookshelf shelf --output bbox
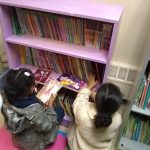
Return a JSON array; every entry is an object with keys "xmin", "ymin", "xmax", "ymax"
[
  {"xmin": 6, "ymin": 35, "xmax": 108, "ymax": 64},
  {"xmin": 20, "ymin": 64, "xmax": 81, "ymax": 93},
  {"xmin": 20, "ymin": 64, "xmax": 61, "ymax": 81},
  {"xmin": 119, "ymin": 137, "xmax": 150, "ymax": 150},
  {"xmin": 132, "ymin": 104, "xmax": 150, "ymax": 117},
  {"xmin": 0, "ymin": 0, "xmax": 123, "ymax": 23}
]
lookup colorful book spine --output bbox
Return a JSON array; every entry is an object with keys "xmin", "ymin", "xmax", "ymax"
[{"xmin": 11, "ymin": 7, "xmax": 112, "ymax": 50}]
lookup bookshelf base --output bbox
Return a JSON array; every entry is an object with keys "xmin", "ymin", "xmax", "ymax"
[
  {"xmin": 131, "ymin": 104, "xmax": 150, "ymax": 117},
  {"xmin": 119, "ymin": 137, "xmax": 150, "ymax": 150}
]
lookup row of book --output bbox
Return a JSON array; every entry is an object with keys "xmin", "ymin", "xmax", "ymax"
[
  {"xmin": 20, "ymin": 46, "xmax": 105, "ymax": 81},
  {"xmin": 135, "ymin": 61, "xmax": 150, "ymax": 110},
  {"xmin": 11, "ymin": 7, "xmax": 113, "ymax": 50},
  {"xmin": 54, "ymin": 88, "xmax": 77, "ymax": 118},
  {"xmin": 123, "ymin": 113, "xmax": 150, "ymax": 145}
]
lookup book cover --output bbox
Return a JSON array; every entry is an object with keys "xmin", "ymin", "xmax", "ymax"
[
  {"xmin": 34, "ymin": 68, "xmax": 52, "ymax": 84},
  {"xmin": 57, "ymin": 74, "xmax": 86, "ymax": 91},
  {"xmin": 36, "ymin": 78, "xmax": 62, "ymax": 103}
]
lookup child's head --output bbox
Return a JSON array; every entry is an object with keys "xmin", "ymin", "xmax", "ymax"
[
  {"xmin": 5, "ymin": 68, "xmax": 35, "ymax": 102},
  {"xmin": 94, "ymin": 83, "xmax": 122, "ymax": 128}
]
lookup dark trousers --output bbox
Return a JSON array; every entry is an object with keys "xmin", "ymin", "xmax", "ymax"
[{"xmin": 54, "ymin": 106, "xmax": 65, "ymax": 123}]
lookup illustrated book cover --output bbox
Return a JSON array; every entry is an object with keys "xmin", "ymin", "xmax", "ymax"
[
  {"xmin": 34, "ymin": 68, "xmax": 52, "ymax": 84},
  {"xmin": 36, "ymin": 78, "xmax": 62, "ymax": 103},
  {"xmin": 57, "ymin": 74, "xmax": 86, "ymax": 91}
]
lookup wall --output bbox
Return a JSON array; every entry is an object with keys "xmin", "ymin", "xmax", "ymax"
[{"xmin": 94, "ymin": 0, "xmax": 150, "ymax": 66}]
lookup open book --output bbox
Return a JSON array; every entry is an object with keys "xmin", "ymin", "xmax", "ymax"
[{"xmin": 36, "ymin": 78, "xmax": 62, "ymax": 103}]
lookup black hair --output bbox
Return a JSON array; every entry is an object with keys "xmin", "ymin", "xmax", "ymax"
[
  {"xmin": 4, "ymin": 68, "xmax": 35, "ymax": 104},
  {"xmin": 94, "ymin": 83, "xmax": 122, "ymax": 128}
]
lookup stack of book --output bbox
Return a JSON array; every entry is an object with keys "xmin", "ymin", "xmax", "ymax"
[{"xmin": 10, "ymin": 7, "xmax": 113, "ymax": 50}]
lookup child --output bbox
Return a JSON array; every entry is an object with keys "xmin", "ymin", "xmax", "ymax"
[
  {"xmin": 68, "ymin": 74, "xmax": 122, "ymax": 150},
  {"xmin": 1, "ymin": 68, "xmax": 63, "ymax": 150}
]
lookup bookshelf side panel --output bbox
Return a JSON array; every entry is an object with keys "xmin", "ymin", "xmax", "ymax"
[
  {"xmin": 0, "ymin": 6, "xmax": 21, "ymax": 68},
  {"xmin": 103, "ymin": 23, "xmax": 120, "ymax": 83}
]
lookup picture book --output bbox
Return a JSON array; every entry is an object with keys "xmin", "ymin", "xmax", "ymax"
[
  {"xmin": 36, "ymin": 78, "xmax": 62, "ymax": 103},
  {"xmin": 34, "ymin": 68, "xmax": 52, "ymax": 84},
  {"xmin": 57, "ymin": 74, "xmax": 86, "ymax": 91}
]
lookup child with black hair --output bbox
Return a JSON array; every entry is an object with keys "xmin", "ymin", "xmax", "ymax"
[
  {"xmin": 68, "ymin": 74, "xmax": 122, "ymax": 150},
  {"xmin": 1, "ymin": 68, "xmax": 64, "ymax": 150}
]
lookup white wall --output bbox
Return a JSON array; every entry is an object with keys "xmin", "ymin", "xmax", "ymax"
[{"xmin": 94, "ymin": 0, "xmax": 150, "ymax": 66}]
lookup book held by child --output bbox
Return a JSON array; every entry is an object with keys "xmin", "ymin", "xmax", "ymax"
[{"xmin": 36, "ymin": 78, "xmax": 62, "ymax": 103}]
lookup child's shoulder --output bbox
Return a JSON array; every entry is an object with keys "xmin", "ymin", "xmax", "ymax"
[{"xmin": 112, "ymin": 112, "xmax": 122, "ymax": 128}]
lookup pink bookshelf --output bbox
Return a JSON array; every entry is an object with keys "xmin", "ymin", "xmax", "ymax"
[{"xmin": 0, "ymin": 0, "xmax": 123, "ymax": 83}]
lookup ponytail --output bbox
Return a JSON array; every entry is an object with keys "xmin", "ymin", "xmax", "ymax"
[
  {"xmin": 95, "ymin": 113, "xmax": 112, "ymax": 128},
  {"xmin": 94, "ymin": 83, "xmax": 122, "ymax": 128}
]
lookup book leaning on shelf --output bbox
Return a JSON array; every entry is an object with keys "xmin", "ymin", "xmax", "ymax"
[{"xmin": 34, "ymin": 68, "xmax": 52, "ymax": 84}]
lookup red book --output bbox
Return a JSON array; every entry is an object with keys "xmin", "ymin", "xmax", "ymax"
[{"xmin": 34, "ymin": 68, "xmax": 52, "ymax": 84}]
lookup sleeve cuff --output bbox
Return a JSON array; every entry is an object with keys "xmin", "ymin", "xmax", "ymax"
[{"xmin": 79, "ymin": 88, "xmax": 91, "ymax": 96}]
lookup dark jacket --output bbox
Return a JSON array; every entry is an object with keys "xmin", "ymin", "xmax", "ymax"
[{"xmin": 1, "ymin": 92, "xmax": 58, "ymax": 150}]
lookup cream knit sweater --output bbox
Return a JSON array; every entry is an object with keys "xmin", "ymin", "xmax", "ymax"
[{"xmin": 68, "ymin": 88, "xmax": 122, "ymax": 150}]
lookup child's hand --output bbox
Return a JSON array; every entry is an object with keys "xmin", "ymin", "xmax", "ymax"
[
  {"xmin": 87, "ymin": 74, "xmax": 98, "ymax": 90},
  {"xmin": 45, "ymin": 93, "xmax": 57, "ymax": 108}
]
